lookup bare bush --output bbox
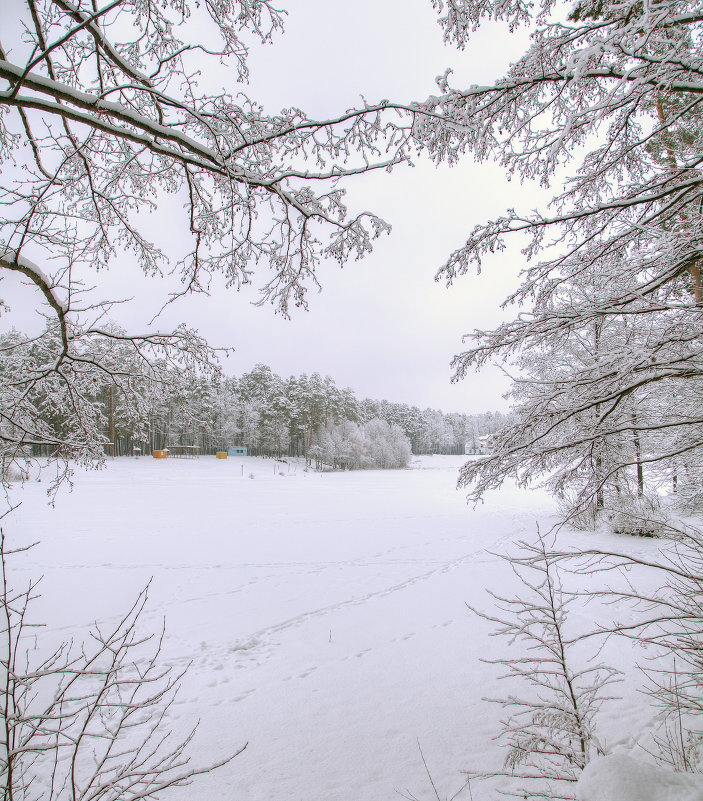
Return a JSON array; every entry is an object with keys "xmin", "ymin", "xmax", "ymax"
[
  {"xmin": 466, "ymin": 534, "xmax": 620, "ymax": 800},
  {"xmin": 0, "ymin": 527, "xmax": 243, "ymax": 800},
  {"xmin": 542, "ymin": 521, "xmax": 703, "ymax": 772}
]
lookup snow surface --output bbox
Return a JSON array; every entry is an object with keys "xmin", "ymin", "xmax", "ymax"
[
  {"xmin": 4, "ymin": 455, "xmax": 678, "ymax": 800},
  {"xmin": 577, "ymin": 755, "xmax": 703, "ymax": 801}
]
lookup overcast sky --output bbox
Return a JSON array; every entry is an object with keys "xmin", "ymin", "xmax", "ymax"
[{"xmin": 2, "ymin": 0, "xmax": 545, "ymax": 414}]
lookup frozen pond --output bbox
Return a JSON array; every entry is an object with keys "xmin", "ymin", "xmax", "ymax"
[{"xmin": 6, "ymin": 455, "xmax": 652, "ymax": 800}]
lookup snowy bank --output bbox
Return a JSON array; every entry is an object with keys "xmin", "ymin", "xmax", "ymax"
[{"xmin": 577, "ymin": 755, "xmax": 703, "ymax": 801}]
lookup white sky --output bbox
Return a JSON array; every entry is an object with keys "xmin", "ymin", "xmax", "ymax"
[{"xmin": 2, "ymin": 0, "xmax": 546, "ymax": 414}]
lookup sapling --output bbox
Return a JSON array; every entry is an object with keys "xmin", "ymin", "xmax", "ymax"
[{"xmin": 466, "ymin": 533, "xmax": 620, "ymax": 800}]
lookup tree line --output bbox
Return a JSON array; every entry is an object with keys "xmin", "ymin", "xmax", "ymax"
[
  {"xmin": 95, "ymin": 360, "xmax": 507, "ymax": 465},
  {"xmin": 0, "ymin": 325, "xmax": 507, "ymax": 470}
]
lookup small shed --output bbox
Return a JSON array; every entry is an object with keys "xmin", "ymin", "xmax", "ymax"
[
  {"xmin": 167, "ymin": 445, "xmax": 200, "ymax": 459},
  {"xmin": 228, "ymin": 446, "xmax": 247, "ymax": 456}
]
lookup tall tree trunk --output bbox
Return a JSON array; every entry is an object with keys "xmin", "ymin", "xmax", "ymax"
[
  {"xmin": 632, "ymin": 410, "xmax": 644, "ymax": 497},
  {"xmin": 307, "ymin": 404, "xmax": 315, "ymax": 466},
  {"xmin": 593, "ymin": 319, "xmax": 604, "ymax": 511},
  {"xmin": 108, "ymin": 385, "xmax": 115, "ymax": 457}
]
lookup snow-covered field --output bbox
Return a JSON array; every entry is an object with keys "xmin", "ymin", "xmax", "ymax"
[{"xmin": 5, "ymin": 455, "xmax": 673, "ymax": 800}]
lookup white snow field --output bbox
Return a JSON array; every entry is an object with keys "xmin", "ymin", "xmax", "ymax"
[{"xmin": 4, "ymin": 455, "xmax": 680, "ymax": 800}]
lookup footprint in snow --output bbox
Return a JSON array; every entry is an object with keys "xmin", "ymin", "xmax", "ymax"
[{"xmin": 298, "ymin": 667, "xmax": 316, "ymax": 679}]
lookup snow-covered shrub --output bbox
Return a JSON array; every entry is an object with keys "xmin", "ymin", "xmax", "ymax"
[
  {"xmin": 654, "ymin": 720, "xmax": 703, "ymax": 774},
  {"xmin": 362, "ymin": 419, "xmax": 412, "ymax": 469},
  {"xmin": 605, "ymin": 495, "xmax": 670, "ymax": 538},
  {"xmin": 555, "ymin": 480, "xmax": 671, "ymax": 536},
  {"xmin": 309, "ymin": 419, "xmax": 411, "ymax": 471},
  {"xmin": 669, "ymin": 465, "xmax": 703, "ymax": 516},
  {"xmin": 556, "ymin": 488, "xmax": 600, "ymax": 530},
  {"xmin": 0, "ymin": 460, "xmax": 28, "ymax": 485}
]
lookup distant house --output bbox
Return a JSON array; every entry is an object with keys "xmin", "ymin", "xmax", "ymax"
[
  {"xmin": 464, "ymin": 434, "xmax": 494, "ymax": 456},
  {"xmin": 228, "ymin": 446, "xmax": 247, "ymax": 456}
]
